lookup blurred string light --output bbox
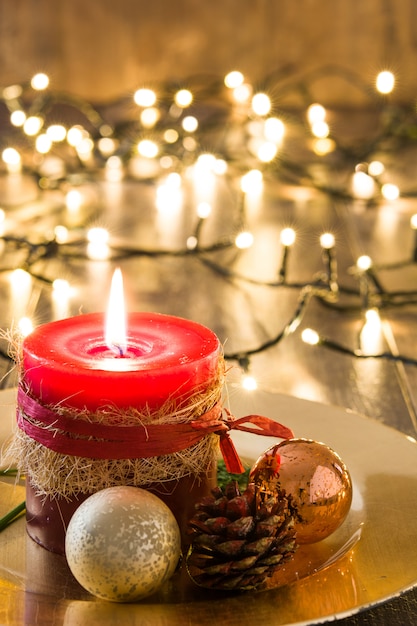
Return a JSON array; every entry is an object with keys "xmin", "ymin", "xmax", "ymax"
[{"xmin": 0, "ymin": 68, "xmax": 417, "ymax": 382}]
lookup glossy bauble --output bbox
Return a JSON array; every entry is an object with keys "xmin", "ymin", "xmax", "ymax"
[{"xmin": 250, "ymin": 438, "xmax": 352, "ymax": 544}]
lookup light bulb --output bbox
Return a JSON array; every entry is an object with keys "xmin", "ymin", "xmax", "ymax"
[
  {"xmin": 224, "ymin": 71, "xmax": 244, "ymax": 88},
  {"xmin": 320, "ymin": 232, "xmax": 335, "ymax": 249},
  {"xmin": 137, "ymin": 139, "xmax": 159, "ymax": 158},
  {"xmin": 376, "ymin": 71, "xmax": 395, "ymax": 94},
  {"xmin": 134, "ymin": 88, "xmax": 156, "ymax": 107},
  {"xmin": 197, "ymin": 202, "xmax": 212, "ymax": 218},
  {"xmin": 311, "ymin": 121, "xmax": 329, "ymax": 139},
  {"xmin": 301, "ymin": 328, "xmax": 320, "ymax": 345},
  {"xmin": 381, "ymin": 183, "xmax": 399, "ymax": 201},
  {"xmin": 264, "ymin": 117, "xmax": 285, "ymax": 143},
  {"xmin": 18, "ymin": 317, "xmax": 34, "ymax": 337},
  {"xmin": 182, "ymin": 116, "xmax": 198, "ymax": 132},
  {"xmin": 66, "ymin": 189, "xmax": 83, "ymax": 211},
  {"xmin": 31, "ymin": 73, "xmax": 49, "ymax": 90},
  {"xmin": 240, "ymin": 169, "xmax": 263, "ymax": 193},
  {"xmin": 251, "ymin": 93, "xmax": 271, "ymax": 116},
  {"xmin": 10, "ymin": 110, "xmax": 26, "ymax": 127},
  {"xmin": 232, "ymin": 83, "xmax": 252, "ymax": 103},
  {"xmin": 140, "ymin": 107, "xmax": 160, "ymax": 128},
  {"xmin": 235, "ymin": 231, "xmax": 254, "ymax": 249},
  {"xmin": 307, "ymin": 103, "xmax": 326, "ymax": 124},
  {"xmin": 2, "ymin": 147, "xmax": 21, "ymax": 166},
  {"xmin": 36, "ymin": 134, "xmax": 52, "ymax": 154},
  {"xmin": 241, "ymin": 374, "xmax": 258, "ymax": 391},
  {"xmin": 174, "ymin": 89, "xmax": 193, "ymax": 107},
  {"xmin": 280, "ymin": 227, "xmax": 296, "ymax": 247},
  {"xmin": 356, "ymin": 255, "xmax": 372, "ymax": 271},
  {"xmin": 23, "ymin": 116, "xmax": 43, "ymax": 136},
  {"xmin": 46, "ymin": 124, "xmax": 67, "ymax": 142},
  {"xmin": 257, "ymin": 141, "xmax": 277, "ymax": 162}
]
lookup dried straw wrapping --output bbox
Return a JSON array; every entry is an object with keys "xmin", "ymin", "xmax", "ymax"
[{"xmin": 6, "ymin": 358, "xmax": 225, "ymax": 501}]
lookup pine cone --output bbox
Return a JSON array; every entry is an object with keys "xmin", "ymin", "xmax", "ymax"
[{"xmin": 186, "ymin": 480, "xmax": 298, "ymax": 591}]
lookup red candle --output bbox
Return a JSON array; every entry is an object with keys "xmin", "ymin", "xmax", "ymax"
[
  {"xmin": 22, "ymin": 311, "xmax": 220, "ymax": 411},
  {"xmin": 19, "ymin": 270, "xmax": 221, "ymax": 553}
]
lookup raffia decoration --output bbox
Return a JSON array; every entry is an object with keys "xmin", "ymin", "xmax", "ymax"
[{"xmin": 4, "ymin": 333, "xmax": 225, "ymax": 500}]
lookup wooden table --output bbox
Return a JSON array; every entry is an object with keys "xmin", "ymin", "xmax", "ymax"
[{"xmin": 0, "ymin": 168, "xmax": 416, "ymax": 624}]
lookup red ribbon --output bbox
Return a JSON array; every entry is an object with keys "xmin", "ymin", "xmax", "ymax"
[{"xmin": 16, "ymin": 386, "xmax": 294, "ymax": 473}]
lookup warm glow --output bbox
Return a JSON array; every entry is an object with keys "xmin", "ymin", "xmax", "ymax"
[
  {"xmin": 137, "ymin": 139, "xmax": 159, "ymax": 158},
  {"xmin": 368, "ymin": 160, "xmax": 385, "ymax": 176},
  {"xmin": 224, "ymin": 71, "xmax": 244, "ymax": 88},
  {"xmin": 320, "ymin": 232, "xmax": 335, "ymax": 249},
  {"xmin": 66, "ymin": 189, "xmax": 83, "ymax": 211},
  {"xmin": 307, "ymin": 103, "xmax": 326, "ymax": 124},
  {"xmin": 67, "ymin": 126, "xmax": 86, "ymax": 147},
  {"xmin": 105, "ymin": 268, "xmax": 127, "ymax": 355},
  {"xmin": 105, "ymin": 155, "xmax": 123, "ymax": 181},
  {"xmin": 360, "ymin": 308, "xmax": 383, "ymax": 354},
  {"xmin": 301, "ymin": 328, "xmax": 320, "ymax": 345},
  {"xmin": 410, "ymin": 214, "xmax": 417, "ymax": 230},
  {"xmin": 164, "ymin": 129, "xmax": 179, "ymax": 144},
  {"xmin": 52, "ymin": 278, "xmax": 71, "ymax": 297},
  {"xmin": 381, "ymin": 183, "xmax": 399, "ymax": 201},
  {"xmin": 54, "ymin": 225, "xmax": 69, "ymax": 243},
  {"xmin": 235, "ymin": 231, "xmax": 254, "ymax": 249},
  {"xmin": 46, "ymin": 124, "xmax": 67, "ymax": 142},
  {"xmin": 10, "ymin": 110, "xmax": 26, "ymax": 127},
  {"xmin": 76, "ymin": 137, "xmax": 94, "ymax": 159},
  {"xmin": 280, "ymin": 227, "xmax": 296, "ymax": 247},
  {"xmin": 313, "ymin": 138, "xmax": 335, "ymax": 155},
  {"xmin": 264, "ymin": 117, "xmax": 285, "ymax": 143},
  {"xmin": 98, "ymin": 137, "xmax": 117, "ymax": 156},
  {"xmin": 87, "ymin": 227, "xmax": 109, "ymax": 244},
  {"xmin": 23, "ymin": 116, "xmax": 43, "ymax": 136},
  {"xmin": 175, "ymin": 89, "xmax": 193, "ymax": 107},
  {"xmin": 3, "ymin": 84, "xmax": 22, "ymax": 100},
  {"xmin": 213, "ymin": 158, "xmax": 227, "ymax": 175},
  {"xmin": 2, "ymin": 147, "xmax": 21, "ymax": 166},
  {"xmin": 36, "ymin": 134, "xmax": 52, "ymax": 154},
  {"xmin": 376, "ymin": 71, "xmax": 395, "ymax": 94},
  {"xmin": 140, "ymin": 107, "xmax": 160, "ymax": 128},
  {"xmin": 352, "ymin": 171, "xmax": 375, "ymax": 199},
  {"xmin": 10, "ymin": 268, "xmax": 31, "ymax": 289},
  {"xmin": 311, "ymin": 120, "xmax": 329, "ymax": 139},
  {"xmin": 197, "ymin": 201, "xmax": 212, "ymax": 218},
  {"xmin": 241, "ymin": 374, "xmax": 258, "ymax": 391},
  {"xmin": 232, "ymin": 83, "xmax": 252, "ymax": 103},
  {"xmin": 134, "ymin": 88, "xmax": 157, "ymax": 107},
  {"xmin": 31, "ymin": 73, "xmax": 49, "ymax": 90},
  {"xmin": 357, "ymin": 255, "xmax": 372, "ymax": 271},
  {"xmin": 257, "ymin": 141, "xmax": 277, "ymax": 162},
  {"xmin": 156, "ymin": 174, "xmax": 183, "ymax": 212},
  {"xmin": 240, "ymin": 169, "xmax": 263, "ymax": 193},
  {"xmin": 251, "ymin": 93, "xmax": 271, "ymax": 116},
  {"xmin": 182, "ymin": 116, "xmax": 198, "ymax": 132},
  {"xmin": 18, "ymin": 317, "xmax": 34, "ymax": 337}
]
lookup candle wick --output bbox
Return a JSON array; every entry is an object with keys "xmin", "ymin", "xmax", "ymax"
[{"xmin": 111, "ymin": 344, "xmax": 125, "ymax": 357}]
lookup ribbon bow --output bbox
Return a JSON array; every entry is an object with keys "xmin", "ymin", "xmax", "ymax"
[{"xmin": 191, "ymin": 404, "xmax": 294, "ymax": 473}]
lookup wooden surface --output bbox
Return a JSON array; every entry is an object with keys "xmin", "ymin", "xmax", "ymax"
[
  {"xmin": 0, "ymin": 103, "xmax": 416, "ymax": 622},
  {"xmin": 1, "ymin": 0, "xmax": 417, "ymax": 104}
]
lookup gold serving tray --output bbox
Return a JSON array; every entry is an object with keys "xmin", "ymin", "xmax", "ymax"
[{"xmin": 1, "ymin": 387, "xmax": 417, "ymax": 626}]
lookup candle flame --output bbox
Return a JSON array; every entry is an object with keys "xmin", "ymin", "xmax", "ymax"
[{"xmin": 105, "ymin": 268, "xmax": 127, "ymax": 356}]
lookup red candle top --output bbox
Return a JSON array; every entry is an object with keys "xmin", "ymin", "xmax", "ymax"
[{"xmin": 22, "ymin": 312, "xmax": 220, "ymax": 411}]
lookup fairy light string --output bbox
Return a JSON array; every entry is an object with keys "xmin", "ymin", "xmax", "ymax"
[{"xmin": 0, "ymin": 67, "xmax": 417, "ymax": 383}]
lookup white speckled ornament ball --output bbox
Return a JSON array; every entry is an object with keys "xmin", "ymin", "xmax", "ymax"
[{"xmin": 65, "ymin": 486, "xmax": 182, "ymax": 602}]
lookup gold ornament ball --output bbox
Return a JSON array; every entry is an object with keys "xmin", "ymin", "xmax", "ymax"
[
  {"xmin": 65, "ymin": 486, "xmax": 181, "ymax": 602},
  {"xmin": 251, "ymin": 438, "xmax": 352, "ymax": 544}
]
